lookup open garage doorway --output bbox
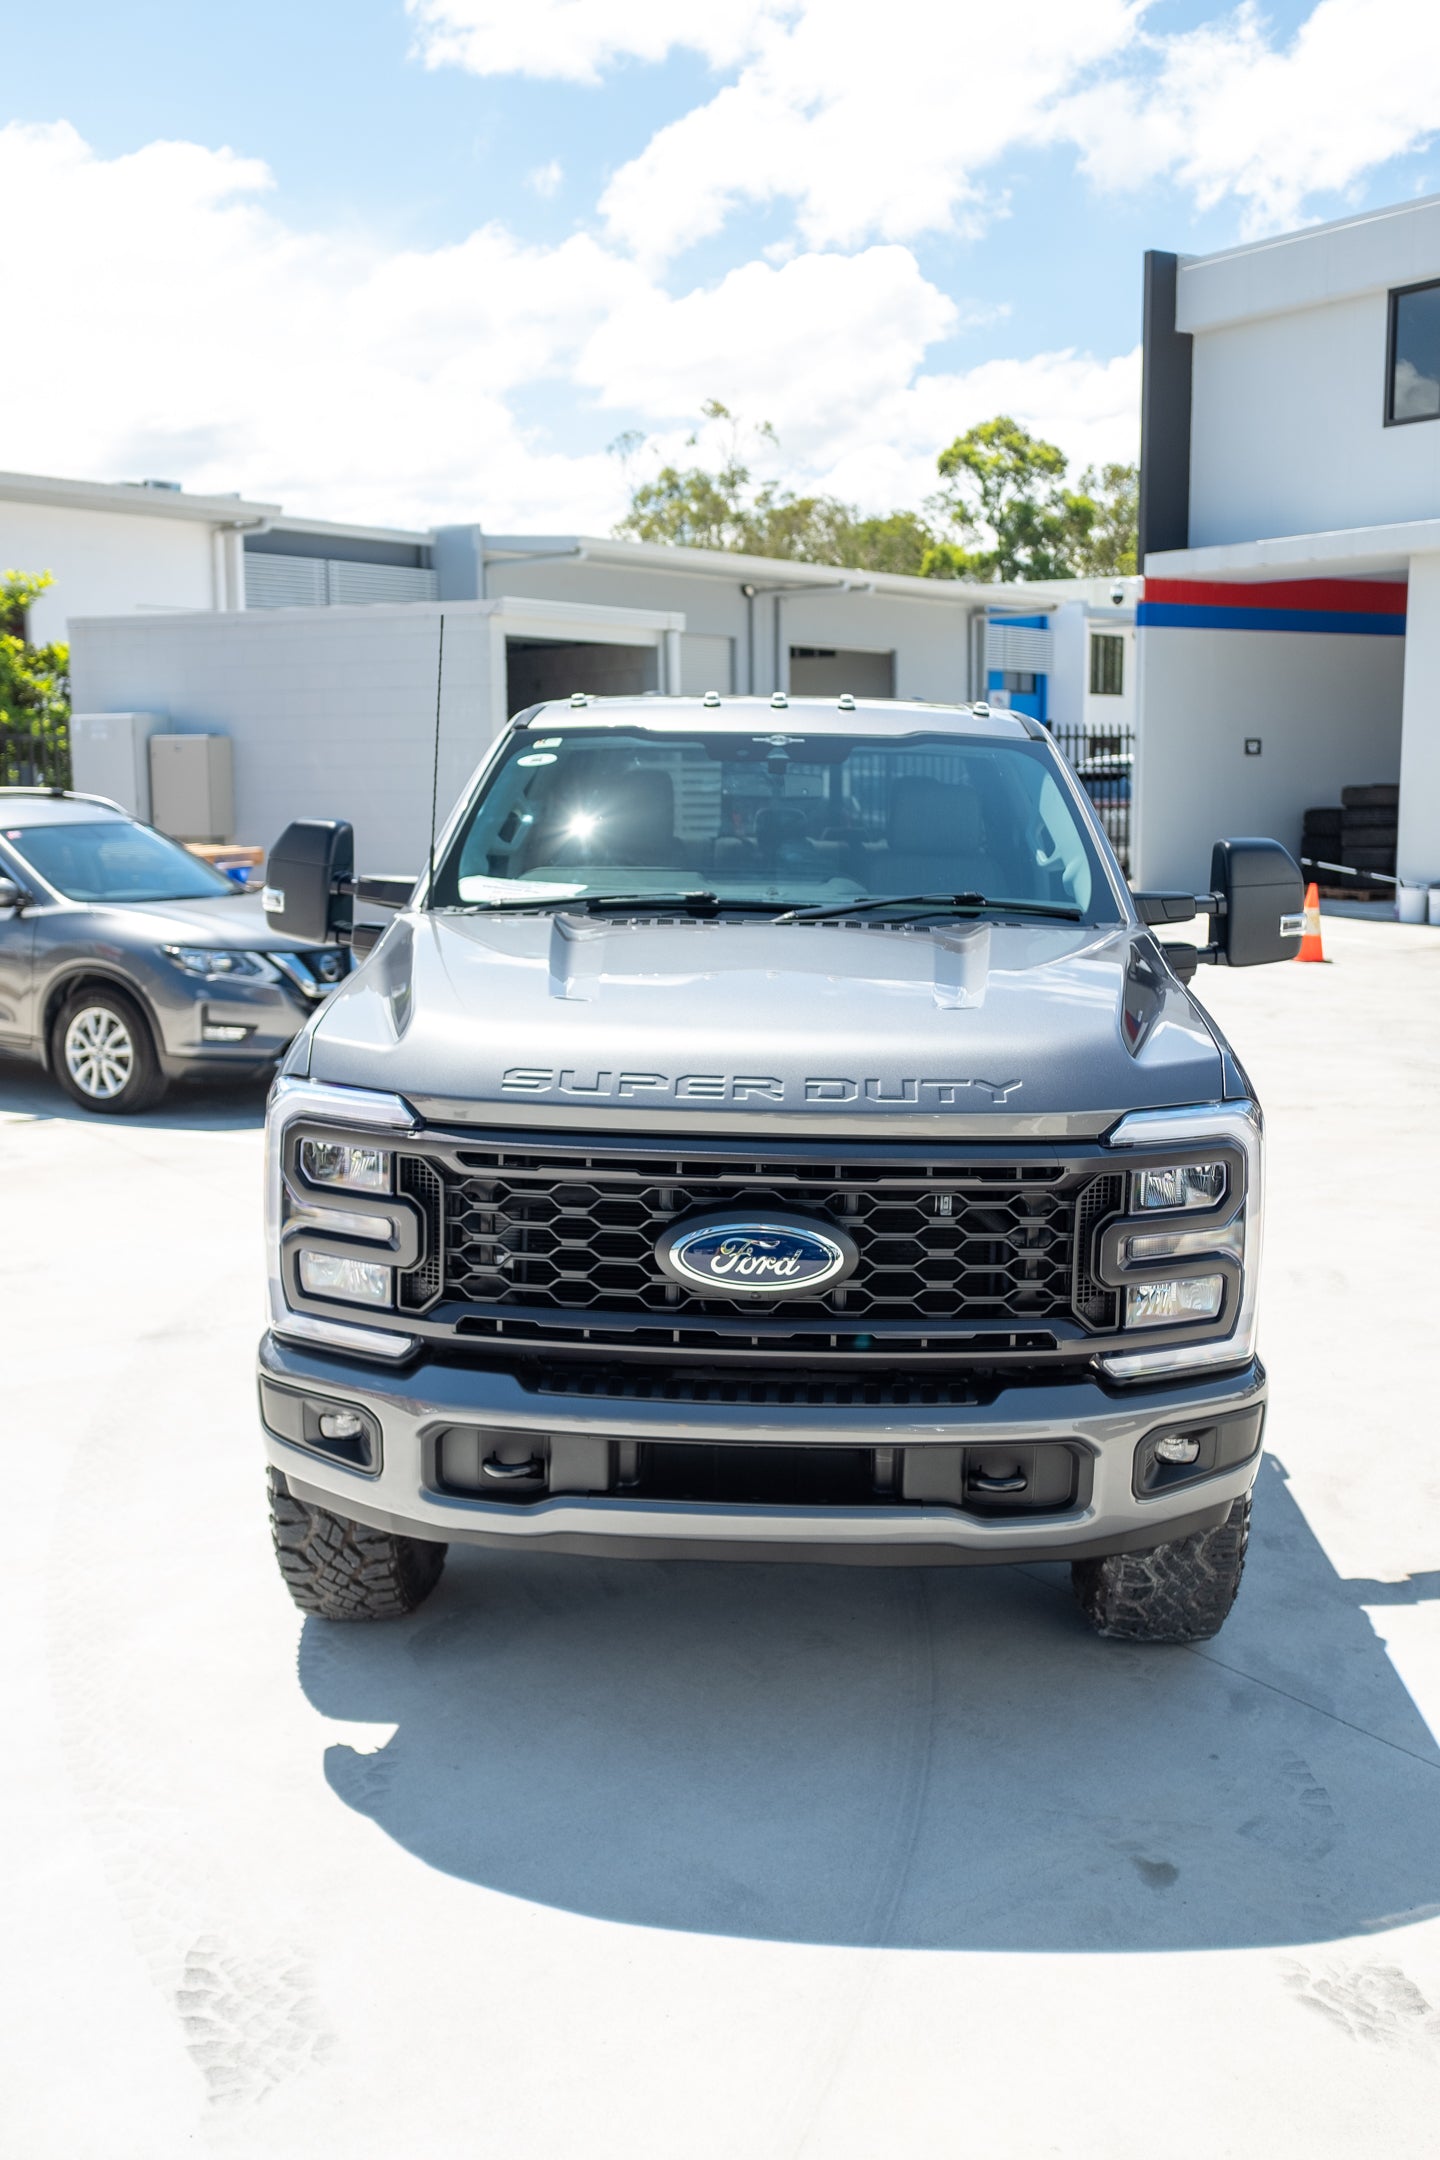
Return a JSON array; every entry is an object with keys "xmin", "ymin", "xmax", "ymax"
[
  {"xmin": 506, "ymin": 638, "xmax": 659, "ymax": 715},
  {"xmin": 789, "ymin": 646, "xmax": 894, "ymax": 697}
]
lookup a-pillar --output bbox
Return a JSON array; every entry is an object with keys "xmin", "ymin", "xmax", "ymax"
[{"xmin": 1398, "ymin": 552, "xmax": 1440, "ymax": 887}]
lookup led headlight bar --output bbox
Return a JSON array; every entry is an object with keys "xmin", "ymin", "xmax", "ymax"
[
  {"xmin": 1100, "ymin": 1100, "xmax": 1264, "ymax": 1381},
  {"xmin": 265, "ymin": 1077, "xmax": 420, "ymax": 1359}
]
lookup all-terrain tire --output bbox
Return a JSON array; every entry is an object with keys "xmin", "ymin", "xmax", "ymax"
[
  {"xmin": 53, "ymin": 983, "xmax": 166, "ymax": 1114},
  {"xmin": 267, "ymin": 1468, "xmax": 447, "ymax": 1620},
  {"xmin": 1071, "ymin": 1494, "xmax": 1251, "ymax": 1643}
]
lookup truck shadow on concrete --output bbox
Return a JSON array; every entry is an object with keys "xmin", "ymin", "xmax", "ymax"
[
  {"xmin": 300, "ymin": 1454, "xmax": 1440, "ymax": 1951},
  {"xmin": 0, "ymin": 1054, "xmax": 268, "ymax": 1130}
]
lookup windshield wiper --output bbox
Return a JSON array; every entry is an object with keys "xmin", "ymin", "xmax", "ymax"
[
  {"xmin": 773, "ymin": 892, "xmax": 1083, "ymax": 925},
  {"xmin": 447, "ymin": 890, "xmax": 786, "ymax": 917}
]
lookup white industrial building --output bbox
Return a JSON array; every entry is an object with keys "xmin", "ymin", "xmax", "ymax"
[
  {"xmin": 22, "ymin": 481, "xmax": 1133, "ymax": 867},
  {"xmin": 1134, "ymin": 192, "xmax": 1440, "ymax": 894}
]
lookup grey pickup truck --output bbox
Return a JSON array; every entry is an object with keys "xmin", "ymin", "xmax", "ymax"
[{"xmin": 257, "ymin": 693, "xmax": 1302, "ymax": 1642}]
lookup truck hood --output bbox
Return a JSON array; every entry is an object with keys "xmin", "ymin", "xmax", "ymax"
[{"xmin": 302, "ymin": 910, "xmax": 1226, "ymax": 1137}]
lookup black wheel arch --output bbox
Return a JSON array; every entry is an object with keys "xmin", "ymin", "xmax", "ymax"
[{"xmin": 41, "ymin": 965, "xmax": 165, "ymax": 1072}]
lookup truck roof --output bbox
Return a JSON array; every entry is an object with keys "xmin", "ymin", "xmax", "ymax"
[{"xmin": 517, "ymin": 694, "xmax": 1034, "ymax": 741}]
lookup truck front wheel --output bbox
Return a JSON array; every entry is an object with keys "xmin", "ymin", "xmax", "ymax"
[
  {"xmin": 1071, "ymin": 1494, "xmax": 1251, "ymax": 1643},
  {"xmin": 267, "ymin": 1469, "xmax": 447, "ymax": 1620}
]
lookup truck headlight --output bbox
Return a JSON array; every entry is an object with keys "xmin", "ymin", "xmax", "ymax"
[
  {"xmin": 297, "ymin": 1252, "xmax": 392, "ymax": 1306},
  {"xmin": 298, "ymin": 1138, "xmax": 391, "ymax": 1192},
  {"xmin": 1100, "ymin": 1101, "xmax": 1263, "ymax": 1381},
  {"xmin": 1131, "ymin": 1162, "xmax": 1225, "ymax": 1211},
  {"xmin": 265, "ymin": 1077, "xmax": 420, "ymax": 1360},
  {"xmin": 1126, "ymin": 1275, "xmax": 1224, "ymax": 1327}
]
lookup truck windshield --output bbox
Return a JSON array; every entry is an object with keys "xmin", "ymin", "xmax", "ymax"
[
  {"xmin": 4, "ymin": 818, "xmax": 236, "ymax": 902},
  {"xmin": 432, "ymin": 727, "xmax": 1120, "ymax": 921}
]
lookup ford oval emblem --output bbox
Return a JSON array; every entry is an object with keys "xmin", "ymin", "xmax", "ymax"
[{"xmin": 656, "ymin": 1210, "xmax": 858, "ymax": 1299}]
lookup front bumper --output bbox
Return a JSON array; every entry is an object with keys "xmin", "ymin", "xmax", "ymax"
[
  {"xmin": 154, "ymin": 977, "xmax": 316, "ymax": 1074},
  {"xmin": 258, "ymin": 1335, "xmax": 1267, "ymax": 1566}
]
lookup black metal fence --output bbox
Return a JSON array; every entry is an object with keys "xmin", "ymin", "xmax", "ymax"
[
  {"xmin": 0, "ymin": 730, "xmax": 70, "ymax": 790},
  {"xmin": 1049, "ymin": 722, "xmax": 1133, "ymax": 877}
]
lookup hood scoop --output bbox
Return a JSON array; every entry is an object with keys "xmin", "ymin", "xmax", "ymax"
[{"xmin": 545, "ymin": 911, "xmax": 994, "ymax": 1008}]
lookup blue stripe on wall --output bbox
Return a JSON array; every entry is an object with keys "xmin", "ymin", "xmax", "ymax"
[
  {"xmin": 1138, "ymin": 603, "xmax": 1406, "ymax": 636},
  {"xmin": 989, "ymin": 612, "xmax": 1049, "ymax": 629}
]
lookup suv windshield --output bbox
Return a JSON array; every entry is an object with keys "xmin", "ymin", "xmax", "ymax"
[
  {"xmin": 432, "ymin": 727, "xmax": 1118, "ymax": 920},
  {"xmin": 4, "ymin": 818, "xmax": 236, "ymax": 903}
]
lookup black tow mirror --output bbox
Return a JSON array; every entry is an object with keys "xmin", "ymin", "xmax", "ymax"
[
  {"xmin": 264, "ymin": 820, "xmax": 355, "ymax": 945},
  {"xmin": 1209, "ymin": 838, "xmax": 1304, "ymax": 966},
  {"xmin": 1133, "ymin": 890, "xmax": 1198, "ymax": 926}
]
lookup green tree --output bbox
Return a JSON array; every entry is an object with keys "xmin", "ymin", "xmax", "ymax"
[
  {"xmin": 614, "ymin": 401, "xmax": 945, "ymax": 573},
  {"xmin": 1071, "ymin": 461, "xmax": 1138, "ymax": 576},
  {"xmin": 613, "ymin": 402, "xmax": 1135, "ymax": 584},
  {"xmin": 931, "ymin": 415, "xmax": 1101, "ymax": 582},
  {"xmin": 1, "ymin": 571, "xmax": 71, "ymax": 785}
]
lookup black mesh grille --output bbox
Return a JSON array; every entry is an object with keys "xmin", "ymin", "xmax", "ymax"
[
  {"xmin": 1072, "ymin": 1173, "xmax": 1124, "ymax": 1330},
  {"xmin": 397, "ymin": 1156, "xmax": 444, "ymax": 1311},
  {"xmin": 435, "ymin": 1144, "xmax": 1081, "ymax": 1324},
  {"xmin": 529, "ymin": 1364, "xmax": 985, "ymax": 1407}
]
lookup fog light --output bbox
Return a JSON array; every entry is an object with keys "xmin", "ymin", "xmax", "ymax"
[
  {"xmin": 1126, "ymin": 1274, "xmax": 1223, "ymax": 1327},
  {"xmin": 1153, "ymin": 1432, "xmax": 1202, "ymax": 1466},
  {"xmin": 298, "ymin": 1250, "xmax": 392, "ymax": 1306},
  {"xmin": 1132, "ymin": 1163, "xmax": 1225, "ymax": 1211},
  {"xmin": 299, "ymin": 1139, "xmax": 391, "ymax": 1192},
  {"xmin": 317, "ymin": 1407, "xmax": 366, "ymax": 1442},
  {"xmin": 202, "ymin": 1022, "xmax": 251, "ymax": 1042}
]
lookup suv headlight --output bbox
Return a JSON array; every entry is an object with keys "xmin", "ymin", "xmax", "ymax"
[
  {"xmin": 164, "ymin": 945, "xmax": 270, "ymax": 979},
  {"xmin": 1098, "ymin": 1101, "xmax": 1264, "ymax": 1381},
  {"xmin": 265, "ymin": 1076, "xmax": 421, "ymax": 1360}
]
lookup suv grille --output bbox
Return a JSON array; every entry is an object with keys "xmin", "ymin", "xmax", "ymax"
[{"xmin": 416, "ymin": 1139, "xmax": 1114, "ymax": 1332}]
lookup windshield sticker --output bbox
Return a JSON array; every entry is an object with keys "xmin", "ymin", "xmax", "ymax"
[
  {"xmin": 517, "ymin": 752, "xmax": 557, "ymax": 767},
  {"xmin": 456, "ymin": 874, "xmax": 585, "ymax": 903}
]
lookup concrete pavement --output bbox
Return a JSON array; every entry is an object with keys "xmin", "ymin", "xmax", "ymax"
[{"xmin": 4, "ymin": 913, "xmax": 1439, "ymax": 2155}]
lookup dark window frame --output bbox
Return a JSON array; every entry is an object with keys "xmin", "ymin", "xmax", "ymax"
[
  {"xmin": 1089, "ymin": 633, "xmax": 1125, "ymax": 697},
  {"xmin": 1384, "ymin": 278, "xmax": 1440, "ymax": 428}
]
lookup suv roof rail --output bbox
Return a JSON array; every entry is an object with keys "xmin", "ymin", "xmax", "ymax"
[{"xmin": 0, "ymin": 784, "xmax": 128, "ymax": 813}]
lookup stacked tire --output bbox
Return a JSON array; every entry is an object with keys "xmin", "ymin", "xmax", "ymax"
[
  {"xmin": 1302, "ymin": 787, "xmax": 1397, "ymax": 891},
  {"xmin": 1341, "ymin": 784, "xmax": 1398, "ymax": 883},
  {"xmin": 1300, "ymin": 804, "xmax": 1342, "ymax": 873}
]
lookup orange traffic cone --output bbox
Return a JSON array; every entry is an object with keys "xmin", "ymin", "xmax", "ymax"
[{"xmin": 1294, "ymin": 882, "xmax": 1326, "ymax": 963}]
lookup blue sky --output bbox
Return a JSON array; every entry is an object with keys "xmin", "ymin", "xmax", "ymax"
[{"xmin": 5, "ymin": 1, "xmax": 1438, "ymax": 530}]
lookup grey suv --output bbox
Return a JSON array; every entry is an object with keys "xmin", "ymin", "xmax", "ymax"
[
  {"xmin": 0, "ymin": 789, "xmax": 351, "ymax": 1112},
  {"xmin": 256, "ymin": 695, "xmax": 1303, "ymax": 1642}
]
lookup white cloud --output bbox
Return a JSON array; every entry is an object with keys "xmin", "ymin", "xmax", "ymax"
[
  {"xmin": 0, "ymin": 119, "xmax": 1133, "ymax": 541},
  {"xmin": 528, "ymin": 158, "xmax": 564, "ymax": 198},
  {"xmin": 417, "ymin": 0, "xmax": 1440, "ymax": 258},
  {"xmin": 406, "ymin": 0, "xmax": 787, "ymax": 86},
  {"xmin": 1061, "ymin": 0, "xmax": 1440, "ymax": 233},
  {"xmin": 597, "ymin": 0, "xmax": 1144, "ymax": 263}
]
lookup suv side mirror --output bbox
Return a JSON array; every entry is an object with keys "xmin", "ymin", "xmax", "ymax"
[
  {"xmin": 264, "ymin": 820, "xmax": 355, "ymax": 945},
  {"xmin": 0, "ymin": 875, "xmax": 27, "ymax": 912},
  {"xmin": 1210, "ymin": 838, "xmax": 1304, "ymax": 966}
]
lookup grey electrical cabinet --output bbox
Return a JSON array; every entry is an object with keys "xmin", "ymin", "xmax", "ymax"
[
  {"xmin": 149, "ymin": 733, "xmax": 235, "ymax": 842},
  {"xmin": 70, "ymin": 712, "xmax": 164, "ymax": 820}
]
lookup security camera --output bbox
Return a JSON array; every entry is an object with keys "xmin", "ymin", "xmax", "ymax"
[{"xmin": 1110, "ymin": 583, "xmax": 1125, "ymax": 606}]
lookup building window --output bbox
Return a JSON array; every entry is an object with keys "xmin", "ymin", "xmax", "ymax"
[
  {"xmin": 1001, "ymin": 671, "xmax": 1037, "ymax": 694},
  {"xmin": 1387, "ymin": 280, "xmax": 1440, "ymax": 424},
  {"xmin": 1090, "ymin": 634, "xmax": 1124, "ymax": 696}
]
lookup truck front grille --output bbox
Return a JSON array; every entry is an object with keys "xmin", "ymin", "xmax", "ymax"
[{"xmin": 402, "ymin": 1136, "xmax": 1120, "ymax": 1342}]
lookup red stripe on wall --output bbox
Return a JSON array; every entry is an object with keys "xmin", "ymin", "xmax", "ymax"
[{"xmin": 1143, "ymin": 577, "xmax": 1408, "ymax": 615}]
